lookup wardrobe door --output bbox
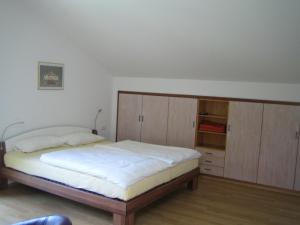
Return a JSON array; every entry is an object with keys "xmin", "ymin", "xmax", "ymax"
[
  {"xmin": 140, "ymin": 95, "xmax": 169, "ymax": 145},
  {"xmin": 257, "ymin": 104, "xmax": 300, "ymax": 189},
  {"xmin": 294, "ymin": 138, "xmax": 300, "ymax": 191},
  {"xmin": 167, "ymin": 97, "xmax": 197, "ymax": 148},
  {"xmin": 117, "ymin": 93, "xmax": 142, "ymax": 142},
  {"xmin": 224, "ymin": 102, "xmax": 263, "ymax": 183}
]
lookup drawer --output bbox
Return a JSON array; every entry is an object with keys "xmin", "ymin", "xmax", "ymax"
[
  {"xmin": 200, "ymin": 156, "xmax": 225, "ymax": 167},
  {"xmin": 196, "ymin": 147, "xmax": 225, "ymax": 158},
  {"xmin": 200, "ymin": 165, "xmax": 224, "ymax": 177}
]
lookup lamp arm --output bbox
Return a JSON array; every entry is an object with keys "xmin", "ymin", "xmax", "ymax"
[{"xmin": 93, "ymin": 109, "xmax": 102, "ymax": 130}]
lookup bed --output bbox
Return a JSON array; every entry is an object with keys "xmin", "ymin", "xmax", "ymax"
[{"xmin": 0, "ymin": 126, "xmax": 200, "ymax": 225}]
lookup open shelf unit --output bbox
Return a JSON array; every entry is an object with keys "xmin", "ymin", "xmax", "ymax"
[{"xmin": 195, "ymin": 99, "xmax": 229, "ymax": 151}]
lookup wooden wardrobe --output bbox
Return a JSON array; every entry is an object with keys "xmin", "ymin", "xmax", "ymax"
[
  {"xmin": 167, "ymin": 97, "xmax": 197, "ymax": 148},
  {"xmin": 294, "ymin": 143, "xmax": 300, "ymax": 191},
  {"xmin": 117, "ymin": 94, "xmax": 169, "ymax": 145},
  {"xmin": 224, "ymin": 102, "xmax": 263, "ymax": 183},
  {"xmin": 117, "ymin": 91, "xmax": 300, "ymax": 192},
  {"xmin": 257, "ymin": 104, "xmax": 300, "ymax": 189},
  {"xmin": 117, "ymin": 93, "xmax": 197, "ymax": 148}
]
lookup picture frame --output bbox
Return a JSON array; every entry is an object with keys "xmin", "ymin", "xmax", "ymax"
[{"xmin": 38, "ymin": 62, "xmax": 64, "ymax": 90}]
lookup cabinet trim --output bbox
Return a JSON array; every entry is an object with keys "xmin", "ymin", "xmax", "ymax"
[{"xmin": 118, "ymin": 91, "xmax": 300, "ymax": 106}]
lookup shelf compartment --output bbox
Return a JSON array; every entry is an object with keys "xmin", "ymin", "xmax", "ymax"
[
  {"xmin": 195, "ymin": 144, "xmax": 226, "ymax": 151},
  {"xmin": 198, "ymin": 130, "xmax": 226, "ymax": 135},
  {"xmin": 196, "ymin": 132, "xmax": 227, "ymax": 150},
  {"xmin": 198, "ymin": 99, "xmax": 229, "ymax": 118},
  {"xmin": 198, "ymin": 114, "xmax": 228, "ymax": 120},
  {"xmin": 195, "ymin": 145, "xmax": 225, "ymax": 151}
]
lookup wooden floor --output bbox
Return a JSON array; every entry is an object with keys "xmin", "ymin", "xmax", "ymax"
[{"xmin": 1, "ymin": 176, "xmax": 300, "ymax": 225}]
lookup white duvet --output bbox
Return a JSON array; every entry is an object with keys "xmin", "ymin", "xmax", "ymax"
[
  {"xmin": 40, "ymin": 141, "xmax": 201, "ymax": 188},
  {"xmin": 105, "ymin": 140, "xmax": 201, "ymax": 165}
]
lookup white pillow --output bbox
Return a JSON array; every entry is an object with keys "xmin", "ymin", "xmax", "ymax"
[
  {"xmin": 62, "ymin": 132, "xmax": 105, "ymax": 146},
  {"xmin": 14, "ymin": 136, "xmax": 65, "ymax": 153}
]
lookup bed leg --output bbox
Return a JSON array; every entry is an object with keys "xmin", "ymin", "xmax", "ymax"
[
  {"xmin": 0, "ymin": 178, "xmax": 8, "ymax": 189},
  {"xmin": 113, "ymin": 212, "xmax": 135, "ymax": 225},
  {"xmin": 187, "ymin": 175, "xmax": 198, "ymax": 191}
]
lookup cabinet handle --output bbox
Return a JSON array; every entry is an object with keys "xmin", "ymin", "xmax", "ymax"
[
  {"xmin": 141, "ymin": 115, "xmax": 144, "ymax": 122},
  {"xmin": 205, "ymin": 160, "xmax": 212, "ymax": 163},
  {"xmin": 296, "ymin": 124, "xmax": 300, "ymax": 140},
  {"xmin": 138, "ymin": 115, "xmax": 141, "ymax": 122},
  {"xmin": 227, "ymin": 124, "xmax": 231, "ymax": 132},
  {"xmin": 205, "ymin": 152, "xmax": 213, "ymax": 156},
  {"xmin": 204, "ymin": 168, "xmax": 211, "ymax": 171},
  {"xmin": 192, "ymin": 121, "xmax": 195, "ymax": 128}
]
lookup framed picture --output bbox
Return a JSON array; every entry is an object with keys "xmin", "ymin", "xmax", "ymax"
[{"xmin": 38, "ymin": 62, "xmax": 64, "ymax": 90}]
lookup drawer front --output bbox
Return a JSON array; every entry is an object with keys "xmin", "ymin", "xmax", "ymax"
[
  {"xmin": 197, "ymin": 147, "xmax": 225, "ymax": 158},
  {"xmin": 200, "ymin": 156, "xmax": 225, "ymax": 167},
  {"xmin": 200, "ymin": 165, "xmax": 224, "ymax": 177}
]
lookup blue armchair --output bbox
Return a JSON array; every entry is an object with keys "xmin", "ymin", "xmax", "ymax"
[{"xmin": 12, "ymin": 215, "xmax": 72, "ymax": 225}]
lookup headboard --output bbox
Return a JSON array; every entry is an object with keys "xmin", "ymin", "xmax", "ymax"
[{"xmin": 4, "ymin": 126, "xmax": 91, "ymax": 152}]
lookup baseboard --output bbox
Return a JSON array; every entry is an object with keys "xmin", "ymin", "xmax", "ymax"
[{"xmin": 200, "ymin": 174, "xmax": 300, "ymax": 197}]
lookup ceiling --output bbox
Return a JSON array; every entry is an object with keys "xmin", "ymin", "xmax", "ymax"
[{"xmin": 23, "ymin": 0, "xmax": 300, "ymax": 83}]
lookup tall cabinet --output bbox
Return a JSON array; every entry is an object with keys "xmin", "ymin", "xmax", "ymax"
[
  {"xmin": 224, "ymin": 102, "xmax": 263, "ymax": 183},
  {"xmin": 117, "ymin": 94, "xmax": 168, "ymax": 145},
  {"xmin": 294, "ymin": 143, "xmax": 300, "ymax": 191},
  {"xmin": 140, "ymin": 95, "xmax": 169, "ymax": 145},
  {"xmin": 257, "ymin": 104, "xmax": 300, "ymax": 189},
  {"xmin": 167, "ymin": 97, "xmax": 197, "ymax": 148},
  {"xmin": 117, "ymin": 94, "xmax": 142, "ymax": 142}
]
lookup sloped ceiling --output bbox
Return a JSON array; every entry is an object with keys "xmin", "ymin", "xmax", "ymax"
[{"xmin": 23, "ymin": 0, "xmax": 300, "ymax": 83}]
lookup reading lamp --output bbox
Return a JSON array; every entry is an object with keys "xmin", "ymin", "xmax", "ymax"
[
  {"xmin": 0, "ymin": 121, "xmax": 25, "ymax": 152},
  {"xmin": 92, "ymin": 108, "xmax": 102, "ymax": 135}
]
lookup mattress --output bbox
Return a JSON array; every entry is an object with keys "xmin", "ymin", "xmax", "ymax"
[{"xmin": 4, "ymin": 141, "xmax": 199, "ymax": 200}]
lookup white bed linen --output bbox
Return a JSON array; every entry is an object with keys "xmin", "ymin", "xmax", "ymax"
[
  {"xmin": 40, "ymin": 146, "xmax": 169, "ymax": 188},
  {"xmin": 40, "ymin": 141, "xmax": 201, "ymax": 188},
  {"xmin": 105, "ymin": 140, "xmax": 202, "ymax": 164}
]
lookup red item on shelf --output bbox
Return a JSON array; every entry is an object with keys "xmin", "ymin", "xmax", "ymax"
[{"xmin": 199, "ymin": 122, "xmax": 226, "ymax": 133}]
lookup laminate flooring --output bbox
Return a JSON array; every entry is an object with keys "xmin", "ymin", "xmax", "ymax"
[{"xmin": 1, "ymin": 176, "xmax": 300, "ymax": 225}]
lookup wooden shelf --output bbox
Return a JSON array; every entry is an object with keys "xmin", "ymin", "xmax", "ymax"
[
  {"xmin": 198, "ymin": 130, "xmax": 227, "ymax": 135},
  {"xmin": 195, "ymin": 144, "xmax": 226, "ymax": 151},
  {"xmin": 198, "ymin": 114, "xmax": 227, "ymax": 119}
]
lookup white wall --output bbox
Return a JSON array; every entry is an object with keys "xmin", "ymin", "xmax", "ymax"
[
  {"xmin": 24, "ymin": 0, "xmax": 300, "ymax": 84},
  {"xmin": 110, "ymin": 77, "xmax": 300, "ymax": 139},
  {"xmin": 2, "ymin": 1, "xmax": 299, "ymax": 141},
  {"xmin": 0, "ymin": 1, "xmax": 112, "ymax": 139}
]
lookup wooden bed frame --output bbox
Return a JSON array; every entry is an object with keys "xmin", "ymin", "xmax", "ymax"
[{"xmin": 0, "ymin": 141, "xmax": 199, "ymax": 225}]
